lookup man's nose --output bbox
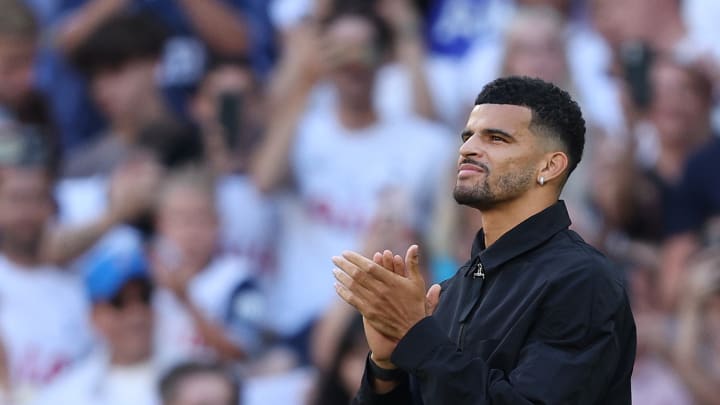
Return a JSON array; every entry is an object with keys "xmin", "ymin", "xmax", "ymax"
[{"xmin": 459, "ymin": 134, "xmax": 482, "ymax": 158}]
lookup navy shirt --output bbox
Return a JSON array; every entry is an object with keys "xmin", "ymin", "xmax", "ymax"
[
  {"xmin": 666, "ymin": 137, "xmax": 720, "ymax": 238},
  {"xmin": 354, "ymin": 201, "xmax": 636, "ymax": 404}
]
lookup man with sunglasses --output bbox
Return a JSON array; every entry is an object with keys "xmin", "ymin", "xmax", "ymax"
[{"xmin": 34, "ymin": 247, "xmax": 159, "ymax": 405}]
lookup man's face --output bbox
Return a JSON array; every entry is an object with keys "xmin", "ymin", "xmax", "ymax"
[
  {"xmin": 156, "ymin": 185, "xmax": 218, "ymax": 270},
  {"xmin": 90, "ymin": 60, "xmax": 157, "ymax": 124},
  {"xmin": 505, "ymin": 18, "xmax": 566, "ymax": 85},
  {"xmin": 324, "ymin": 16, "xmax": 380, "ymax": 105},
  {"xmin": 169, "ymin": 373, "xmax": 235, "ymax": 405},
  {"xmin": 650, "ymin": 62, "xmax": 710, "ymax": 145},
  {"xmin": 0, "ymin": 166, "xmax": 52, "ymax": 253},
  {"xmin": 0, "ymin": 36, "xmax": 36, "ymax": 109},
  {"xmin": 454, "ymin": 104, "xmax": 545, "ymax": 210},
  {"xmin": 92, "ymin": 279, "xmax": 154, "ymax": 364}
]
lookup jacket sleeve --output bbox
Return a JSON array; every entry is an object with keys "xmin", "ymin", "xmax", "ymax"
[
  {"xmin": 390, "ymin": 270, "xmax": 634, "ymax": 404},
  {"xmin": 351, "ymin": 277, "xmax": 457, "ymax": 405},
  {"xmin": 352, "ymin": 354, "xmax": 413, "ymax": 405}
]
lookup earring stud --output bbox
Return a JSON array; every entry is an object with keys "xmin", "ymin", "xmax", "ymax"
[{"xmin": 538, "ymin": 177, "xmax": 545, "ymax": 186}]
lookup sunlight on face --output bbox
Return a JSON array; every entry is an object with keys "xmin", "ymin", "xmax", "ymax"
[{"xmin": 453, "ymin": 104, "xmax": 546, "ymax": 210}]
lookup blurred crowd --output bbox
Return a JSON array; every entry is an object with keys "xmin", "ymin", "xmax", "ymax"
[{"xmin": 0, "ymin": 0, "xmax": 719, "ymax": 404}]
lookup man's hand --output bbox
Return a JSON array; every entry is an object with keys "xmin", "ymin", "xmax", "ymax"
[
  {"xmin": 108, "ymin": 157, "xmax": 161, "ymax": 223},
  {"xmin": 365, "ymin": 250, "xmax": 406, "ymax": 369},
  {"xmin": 333, "ymin": 245, "xmax": 438, "ymax": 343}
]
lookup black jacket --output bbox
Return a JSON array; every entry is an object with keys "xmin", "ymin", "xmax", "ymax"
[{"xmin": 354, "ymin": 201, "xmax": 636, "ymax": 404}]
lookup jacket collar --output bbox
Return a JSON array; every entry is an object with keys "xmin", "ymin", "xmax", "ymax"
[{"xmin": 466, "ymin": 200, "xmax": 571, "ymax": 275}]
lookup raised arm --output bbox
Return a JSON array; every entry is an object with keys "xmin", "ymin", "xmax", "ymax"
[
  {"xmin": 177, "ymin": 0, "xmax": 249, "ymax": 55},
  {"xmin": 250, "ymin": 23, "xmax": 321, "ymax": 193},
  {"xmin": 377, "ymin": 0, "xmax": 437, "ymax": 121},
  {"xmin": 41, "ymin": 159, "xmax": 159, "ymax": 266},
  {"xmin": 54, "ymin": 0, "xmax": 128, "ymax": 53}
]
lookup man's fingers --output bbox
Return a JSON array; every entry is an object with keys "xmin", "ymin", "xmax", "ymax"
[
  {"xmin": 382, "ymin": 250, "xmax": 395, "ymax": 273},
  {"xmin": 333, "ymin": 255, "xmax": 394, "ymax": 291},
  {"xmin": 341, "ymin": 251, "xmax": 396, "ymax": 283},
  {"xmin": 373, "ymin": 252, "xmax": 383, "ymax": 266},
  {"xmin": 334, "ymin": 282, "xmax": 364, "ymax": 311},
  {"xmin": 425, "ymin": 283, "xmax": 442, "ymax": 315},
  {"xmin": 405, "ymin": 245, "xmax": 422, "ymax": 281},
  {"xmin": 393, "ymin": 254, "xmax": 406, "ymax": 277},
  {"xmin": 343, "ymin": 250, "xmax": 377, "ymax": 270},
  {"xmin": 332, "ymin": 268, "xmax": 373, "ymax": 300}
]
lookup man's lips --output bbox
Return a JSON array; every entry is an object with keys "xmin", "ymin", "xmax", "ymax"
[{"xmin": 457, "ymin": 163, "xmax": 486, "ymax": 177}]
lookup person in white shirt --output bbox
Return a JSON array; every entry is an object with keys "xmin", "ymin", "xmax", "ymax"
[
  {"xmin": 189, "ymin": 57, "xmax": 279, "ymax": 275},
  {"xmin": 0, "ymin": 132, "xmax": 93, "ymax": 403},
  {"xmin": 33, "ymin": 247, "xmax": 160, "ymax": 405},
  {"xmin": 252, "ymin": 4, "xmax": 455, "ymax": 359},
  {"xmin": 158, "ymin": 361, "xmax": 240, "ymax": 405},
  {"xmin": 151, "ymin": 168, "xmax": 266, "ymax": 368}
]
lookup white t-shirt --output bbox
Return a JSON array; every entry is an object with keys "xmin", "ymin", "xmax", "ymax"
[
  {"xmin": 0, "ymin": 255, "xmax": 93, "ymax": 401},
  {"xmin": 265, "ymin": 112, "xmax": 456, "ymax": 335},
  {"xmin": 32, "ymin": 351, "xmax": 159, "ymax": 405},
  {"xmin": 154, "ymin": 255, "xmax": 265, "ymax": 367},
  {"xmin": 216, "ymin": 175, "xmax": 278, "ymax": 275}
]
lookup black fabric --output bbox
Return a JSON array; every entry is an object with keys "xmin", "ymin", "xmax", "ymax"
[{"xmin": 353, "ymin": 201, "xmax": 637, "ymax": 404}]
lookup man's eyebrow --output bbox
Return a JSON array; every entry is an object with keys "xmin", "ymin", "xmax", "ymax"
[
  {"xmin": 482, "ymin": 128, "xmax": 515, "ymax": 139},
  {"xmin": 460, "ymin": 129, "xmax": 474, "ymax": 139}
]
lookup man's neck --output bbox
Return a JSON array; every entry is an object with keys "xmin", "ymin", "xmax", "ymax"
[
  {"xmin": 111, "ymin": 92, "xmax": 169, "ymax": 143},
  {"xmin": 110, "ymin": 354, "xmax": 152, "ymax": 368},
  {"xmin": 337, "ymin": 99, "xmax": 377, "ymax": 130},
  {"xmin": 479, "ymin": 193, "xmax": 558, "ymax": 247},
  {"xmin": 1, "ymin": 248, "xmax": 41, "ymax": 268}
]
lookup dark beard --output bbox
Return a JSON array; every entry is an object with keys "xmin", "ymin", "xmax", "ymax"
[
  {"xmin": 453, "ymin": 166, "xmax": 535, "ymax": 210},
  {"xmin": 453, "ymin": 180, "xmax": 496, "ymax": 210}
]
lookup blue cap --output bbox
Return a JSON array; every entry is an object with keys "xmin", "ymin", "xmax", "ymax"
[{"xmin": 84, "ymin": 247, "xmax": 150, "ymax": 303}]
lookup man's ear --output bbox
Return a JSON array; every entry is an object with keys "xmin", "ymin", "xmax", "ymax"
[{"xmin": 537, "ymin": 151, "xmax": 568, "ymax": 186}]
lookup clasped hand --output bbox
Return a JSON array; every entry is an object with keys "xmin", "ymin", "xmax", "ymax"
[{"xmin": 332, "ymin": 245, "xmax": 441, "ymax": 366}]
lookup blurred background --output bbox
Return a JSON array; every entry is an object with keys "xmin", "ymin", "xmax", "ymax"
[{"xmin": 0, "ymin": 0, "xmax": 718, "ymax": 404}]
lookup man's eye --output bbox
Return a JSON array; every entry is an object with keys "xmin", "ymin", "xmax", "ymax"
[
  {"xmin": 461, "ymin": 133, "xmax": 472, "ymax": 142},
  {"xmin": 490, "ymin": 135, "xmax": 505, "ymax": 142}
]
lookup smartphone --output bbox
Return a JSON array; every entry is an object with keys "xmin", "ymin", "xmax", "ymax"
[
  {"xmin": 620, "ymin": 41, "xmax": 654, "ymax": 111},
  {"xmin": 218, "ymin": 92, "xmax": 243, "ymax": 150}
]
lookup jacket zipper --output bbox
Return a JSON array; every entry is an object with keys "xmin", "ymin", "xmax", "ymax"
[{"xmin": 458, "ymin": 261, "xmax": 486, "ymax": 351}]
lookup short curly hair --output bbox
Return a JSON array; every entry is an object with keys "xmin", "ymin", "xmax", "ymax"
[{"xmin": 475, "ymin": 76, "xmax": 586, "ymax": 175}]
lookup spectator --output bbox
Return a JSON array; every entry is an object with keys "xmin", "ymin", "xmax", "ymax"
[
  {"xmin": 630, "ymin": 264, "xmax": 692, "ymax": 405},
  {"xmin": 661, "ymin": 134, "xmax": 720, "ymax": 307},
  {"xmin": 0, "ymin": 0, "xmax": 44, "ymax": 125},
  {"xmin": 0, "ymin": 127, "xmax": 92, "ymax": 403},
  {"xmin": 190, "ymin": 57, "xmax": 278, "ymax": 272},
  {"xmin": 308, "ymin": 314, "xmax": 367, "ymax": 405},
  {"xmin": 0, "ymin": 0, "xmax": 60, "ymax": 168},
  {"xmin": 151, "ymin": 168, "xmax": 266, "ymax": 367},
  {"xmin": 50, "ymin": 120, "xmax": 205, "ymax": 271},
  {"xmin": 33, "ymin": 247, "xmax": 160, "ymax": 405},
  {"xmin": 671, "ymin": 250, "xmax": 720, "ymax": 404},
  {"xmin": 159, "ymin": 361, "xmax": 241, "ymax": 405},
  {"xmin": 39, "ymin": 0, "xmax": 254, "ymax": 149},
  {"xmin": 64, "ymin": 13, "xmax": 171, "ymax": 178},
  {"xmin": 269, "ymin": 0, "xmax": 442, "ymax": 124},
  {"xmin": 252, "ymin": 4, "xmax": 454, "ymax": 357},
  {"xmin": 594, "ymin": 56, "xmax": 715, "ymax": 306}
]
